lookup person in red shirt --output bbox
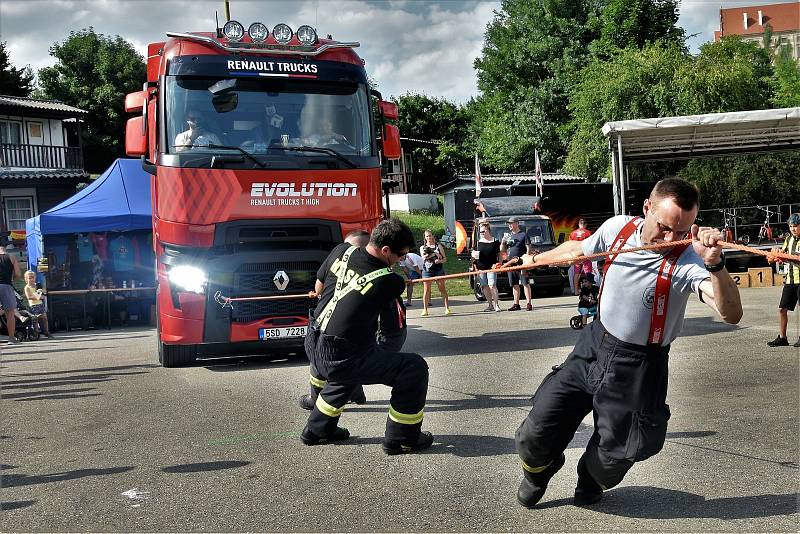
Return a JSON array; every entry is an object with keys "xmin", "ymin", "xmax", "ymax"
[
  {"xmin": 568, "ymin": 219, "xmax": 593, "ymax": 293},
  {"xmin": 569, "ymin": 218, "xmax": 592, "ymax": 241}
]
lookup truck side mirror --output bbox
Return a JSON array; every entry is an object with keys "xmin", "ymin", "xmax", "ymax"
[
  {"xmin": 382, "ymin": 124, "xmax": 401, "ymax": 160},
  {"xmin": 125, "ymin": 116, "xmax": 146, "ymax": 156},
  {"xmin": 379, "ymin": 100, "xmax": 398, "ymax": 120},
  {"xmin": 124, "ymin": 90, "xmax": 146, "ymax": 113}
]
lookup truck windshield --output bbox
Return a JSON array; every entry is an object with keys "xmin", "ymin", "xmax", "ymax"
[
  {"xmin": 489, "ymin": 219, "xmax": 555, "ymax": 246},
  {"xmin": 165, "ymin": 76, "xmax": 373, "ymax": 159}
]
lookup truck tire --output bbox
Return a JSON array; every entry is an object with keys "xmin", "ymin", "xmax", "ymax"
[
  {"xmin": 474, "ymin": 283, "xmax": 486, "ymax": 301},
  {"xmin": 156, "ymin": 307, "xmax": 197, "ymax": 367}
]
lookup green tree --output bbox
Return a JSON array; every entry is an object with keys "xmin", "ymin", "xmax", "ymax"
[
  {"xmin": 679, "ymin": 153, "xmax": 800, "ymax": 209},
  {"xmin": 592, "ymin": 0, "xmax": 685, "ymax": 57},
  {"xmin": 0, "ymin": 42, "xmax": 34, "ymax": 97},
  {"xmin": 771, "ymin": 46, "xmax": 800, "ymax": 107},
  {"xmin": 472, "ymin": 0, "xmax": 603, "ymax": 173},
  {"xmin": 394, "ymin": 93, "xmax": 470, "ymax": 191},
  {"xmin": 38, "ymin": 28, "xmax": 145, "ymax": 172},
  {"xmin": 674, "ymin": 37, "xmax": 772, "ymax": 114},
  {"xmin": 564, "ymin": 42, "xmax": 688, "ymax": 180}
]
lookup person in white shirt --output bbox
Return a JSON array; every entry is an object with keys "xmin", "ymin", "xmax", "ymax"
[
  {"xmin": 174, "ymin": 112, "xmax": 221, "ymax": 152},
  {"xmin": 514, "ymin": 178, "xmax": 742, "ymax": 509},
  {"xmin": 399, "ymin": 252, "xmax": 424, "ymax": 306}
]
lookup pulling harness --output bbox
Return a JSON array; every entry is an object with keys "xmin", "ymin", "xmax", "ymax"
[
  {"xmin": 599, "ymin": 217, "xmax": 690, "ymax": 345},
  {"xmin": 317, "ymin": 245, "xmax": 393, "ymax": 333}
]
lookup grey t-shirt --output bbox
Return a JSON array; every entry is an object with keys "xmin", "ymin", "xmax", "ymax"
[{"xmin": 582, "ymin": 215, "xmax": 709, "ymax": 346}]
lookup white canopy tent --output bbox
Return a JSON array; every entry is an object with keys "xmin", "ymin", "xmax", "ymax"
[{"xmin": 602, "ymin": 107, "xmax": 800, "ymax": 215}]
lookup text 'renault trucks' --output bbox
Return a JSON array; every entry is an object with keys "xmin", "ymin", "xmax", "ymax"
[{"xmin": 124, "ymin": 20, "xmax": 401, "ymax": 366}]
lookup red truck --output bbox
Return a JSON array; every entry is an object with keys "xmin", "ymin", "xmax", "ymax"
[{"xmin": 123, "ymin": 20, "xmax": 401, "ymax": 366}]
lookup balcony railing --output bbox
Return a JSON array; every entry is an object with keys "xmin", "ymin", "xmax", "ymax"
[{"xmin": 0, "ymin": 143, "xmax": 83, "ymax": 170}]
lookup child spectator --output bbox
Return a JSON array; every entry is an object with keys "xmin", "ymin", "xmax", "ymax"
[
  {"xmin": 576, "ymin": 273, "xmax": 599, "ymax": 328},
  {"xmin": 399, "ymin": 252, "xmax": 424, "ymax": 306},
  {"xmin": 23, "ymin": 270, "xmax": 52, "ymax": 338}
]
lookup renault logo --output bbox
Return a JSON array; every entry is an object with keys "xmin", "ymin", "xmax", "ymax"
[{"xmin": 273, "ymin": 270, "xmax": 290, "ymax": 291}]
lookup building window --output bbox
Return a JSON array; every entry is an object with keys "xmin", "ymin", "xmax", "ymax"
[
  {"xmin": 0, "ymin": 120, "xmax": 22, "ymax": 145},
  {"xmin": 4, "ymin": 196, "xmax": 34, "ymax": 231}
]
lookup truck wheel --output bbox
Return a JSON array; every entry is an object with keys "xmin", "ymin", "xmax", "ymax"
[
  {"xmin": 474, "ymin": 285, "xmax": 486, "ymax": 302},
  {"xmin": 156, "ymin": 308, "xmax": 197, "ymax": 367}
]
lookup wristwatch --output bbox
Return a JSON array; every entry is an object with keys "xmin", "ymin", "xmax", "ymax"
[{"xmin": 704, "ymin": 253, "xmax": 726, "ymax": 272}]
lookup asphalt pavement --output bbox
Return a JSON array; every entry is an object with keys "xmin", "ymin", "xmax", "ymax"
[{"xmin": 1, "ymin": 286, "xmax": 798, "ymax": 532}]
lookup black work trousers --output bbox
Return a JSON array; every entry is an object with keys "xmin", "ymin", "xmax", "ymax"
[
  {"xmin": 515, "ymin": 320, "xmax": 671, "ymax": 489},
  {"xmin": 305, "ymin": 324, "xmax": 408, "ymax": 402},
  {"xmin": 304, "ymin": 324, "xmax": 428, "ymax": 442}
]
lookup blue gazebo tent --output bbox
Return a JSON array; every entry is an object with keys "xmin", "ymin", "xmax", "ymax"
[{"xmin": 25, "ymin": 158, "xmax": 152, "ymax": 271}]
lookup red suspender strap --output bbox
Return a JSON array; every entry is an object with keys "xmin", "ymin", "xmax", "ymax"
[
  {"xmin": 598, "ymin": 217, "xmax": 642, "ymax": 301},
  {"xmin": 648, "ymin": 243, "xmax": 690, "ymax": 345},
  {"xmin": 396, "ymin": 299, "xmax": 405, "ymax": 328}
]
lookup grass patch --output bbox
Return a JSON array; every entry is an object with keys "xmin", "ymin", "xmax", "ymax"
[{"xmin": 394, "ymin": 211, "xmax": 474, "ymax": 298}]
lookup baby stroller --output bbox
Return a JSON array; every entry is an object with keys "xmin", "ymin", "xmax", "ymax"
[
  {"xmin": 0, "ymin": 290, "xmax": 40, "ymax": 342},
  {"xmin": 570, "ymin": 273, "xmax": 599, "ymax": 330}
]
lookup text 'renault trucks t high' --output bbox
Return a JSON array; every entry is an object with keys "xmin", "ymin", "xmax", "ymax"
[{"xmin": 124, "ymin": 20, "xmax": 402, "ymax": 366}]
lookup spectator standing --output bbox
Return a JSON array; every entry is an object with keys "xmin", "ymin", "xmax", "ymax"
[
  {"xmin": 767, "ymin": 213, "xmax": 800, "ymax": 347},
  {"xmin": 0, "ymin": 238, "xmax": 22, "ymax": 344},
  {"xmin": 473, "ymin": 222, "xmax": 501, "ymax": 312},
  {"xmin": 568, "ymin": 218, "xmax": 593, "ymax": 293},
  {"xmin": 23, "ymin": 271, "xmax": 52, "ymax": 338},
  {"xmin": 420, "ymin": 230, "xmax": 451, "ymax": 317},
  {"xmin": 501, "ymin": 217, "xmax": 532, "ymax": 311},
  {"xmin": 399, "ymin": 252, "xmax": 424, "ymax": 306}
]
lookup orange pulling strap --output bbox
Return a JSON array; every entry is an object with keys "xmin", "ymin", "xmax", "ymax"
[{"xmin": 212, "ymin": 239, "xmax": 796, "ymax": 307}]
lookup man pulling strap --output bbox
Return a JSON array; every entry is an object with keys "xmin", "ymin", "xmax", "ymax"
[
  {"xmin": 514, "ymin": 178, "xmax": 742, "ymax": 508},
  {"xmin": 301, "ymin": 219, "xmax": 434, "ymax": 454},
  {"xmin": 300, "ymin": 229, "xmax": 408, "ymax": 410}
]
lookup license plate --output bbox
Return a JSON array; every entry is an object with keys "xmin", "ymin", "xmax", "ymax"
[{"xmin": 259, "ymin": 326, "xmax": 307, "ymax": 340}]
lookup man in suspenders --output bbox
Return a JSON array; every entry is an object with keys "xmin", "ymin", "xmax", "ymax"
[
  {"xmin": 767, "ymin": 213, "xmax": 800, "ymax": 347},
  {"xmin": 300, "ymin": 229, "xmax": 408, "ymax": 410},
  {"xmin": 301, "ymin": 219, "xmax": 434, "ymax": 454},
  {"xmin": 513, "ymin": 178, "xmax": 742, "ymax": 508}
]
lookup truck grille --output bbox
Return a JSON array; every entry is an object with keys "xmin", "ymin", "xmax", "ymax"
[
  {"xmin": 221, "ymin": 261, "xmax": 319, "ymax": 323},
  {"xmin": 232, "ymin": 300, "xmax": 314, "ymax": 323}
]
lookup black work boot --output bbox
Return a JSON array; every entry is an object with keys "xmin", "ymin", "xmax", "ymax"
[
  {"xmin": 574, "ymin": 456, "xmax": 603, "ymax": 506},
  {"xmin": 300, "ymin": 425, "xmax": 350, "ymax": 445},
  {"xmin": 516, "ymin": 453, "xmax": 566, "ymax": 508},
  {"xmin": 382, "ymin": 431, "xmax": 434, "ymax": 455},
  {"xmin": 767, "ymin": 336, "xmax": 789, "ymax": 347},
  {"xmin": 298, "ymin": 394, "xmax": 315, "ymax": 411},
  {"xmin": 349, "ymin": 389, "xmax": 367, "ymax": 405}
]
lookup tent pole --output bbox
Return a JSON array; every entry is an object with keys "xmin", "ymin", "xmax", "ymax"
[
  {"xmin": 617, "ymin": 135, "xmax": 626, "ymax": 215},
  {"xmin": 610, "ymin": 137, "xmax": 620, "ymax": 216}
]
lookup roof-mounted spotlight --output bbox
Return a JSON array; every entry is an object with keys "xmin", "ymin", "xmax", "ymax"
[
  {"xmin": 248, "ymin": 22, "xmax": 269, "ymax": 43},
  {"xmin": 272, "ymin": 23, "xmax": 293, "ymax": 44},
  {"xmin": 222, "ymin": 20, "xmax": 245, "ymax": 42},
  {"xmin": 296, "ymin": 25, "xmax": 318, "ymax": 45}
]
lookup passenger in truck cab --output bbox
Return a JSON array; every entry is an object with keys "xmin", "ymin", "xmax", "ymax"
[
  {"xmin": 174, "ymin": 111, "xmax": 221, "ymax": 151},
  {"xmin": 306, "ymin": 117, "xmax": 350, "ymax": 148}
]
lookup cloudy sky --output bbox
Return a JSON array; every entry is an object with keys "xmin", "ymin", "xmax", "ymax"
[{"xmin": 0, "ymin": 0, "xmax": 792, "ymax": 104}]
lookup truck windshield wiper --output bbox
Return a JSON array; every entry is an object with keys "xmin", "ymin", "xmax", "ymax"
[
  {"xmin": 206, "ymin": 144, "xmax": 267, "ymax": 168},
  {"xmin": 272, "ymin": 145, "xmax": 357, "ymax": 169}
]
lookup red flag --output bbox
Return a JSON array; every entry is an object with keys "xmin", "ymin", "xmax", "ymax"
[
  {"xmin": 475, "ymin": 152, "xmax": 482, "ymax": 197},
  {"xmin": 534, "ymin": 149, "xmax": 543, "ymax": 197}
]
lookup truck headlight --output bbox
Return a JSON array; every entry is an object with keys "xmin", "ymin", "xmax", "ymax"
[{"xmin": 168, "ymin": 265, "xmax": 207, "ymax": 294}]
